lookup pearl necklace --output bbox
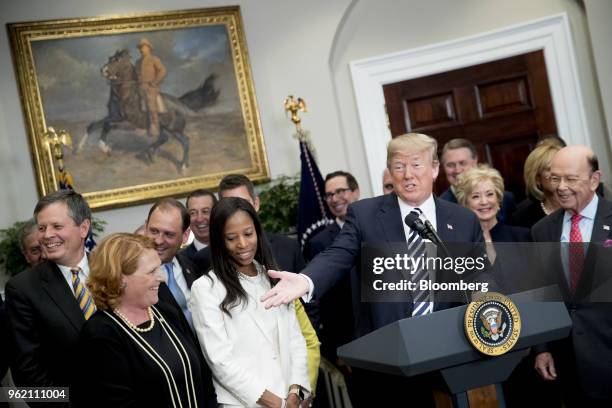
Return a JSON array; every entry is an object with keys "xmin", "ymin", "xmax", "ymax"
[
  {"xmin": 113, "ymin": 307, "xmax": 155, "ymax": 333},
  {"xmin": 540, "ymin": 200, "xmax": 551, "ymax": 215}
]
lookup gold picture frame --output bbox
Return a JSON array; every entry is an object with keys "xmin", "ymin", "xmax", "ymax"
[{"xmin": 8, "ymin": 6, "xmax": 269, "ymax": 210}]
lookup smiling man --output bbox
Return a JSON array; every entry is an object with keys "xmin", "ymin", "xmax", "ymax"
[
  {"xmin": 261, "ymin": 133, "xmax": 489, "ymax": 407},
  {"xmin": 5, "ymin": 190, "xmax": 93, "ymax": 390},
  {"xmin": 181, "ymin": 189, "xmax": 218, "ymax": 263},
  {"xmin": 532, "ymin": 145, "xmax": 612, "ymax": 405},
  {"xmin": 145, "ymin": 198, "xmax": 203, "ymax": 329}
]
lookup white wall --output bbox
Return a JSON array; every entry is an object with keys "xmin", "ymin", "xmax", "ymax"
[
  {"xmin": 1, "ymin": 0, "xmax": 611, "ymax": 237},
  {"xmin": 584, "ymin": 0, "xmax": 612, "ymax": 154},
  {"xmin": 330, "ymin": 0, "xmax": 612, "ymax": 194}
]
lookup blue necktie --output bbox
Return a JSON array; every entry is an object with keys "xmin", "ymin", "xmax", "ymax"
[
  {"xmin": 164, "ymin": 263, "xmax": 193, "ymax": 329},
  {"xmin": 408, "ymin": 209, "xmax": 433, "ymax": 316}
]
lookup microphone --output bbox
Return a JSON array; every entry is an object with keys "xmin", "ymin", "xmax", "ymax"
[
  {"xmin": 404, "ymin": 211, "xmax": 429, "ymax": 239},
  {"xmin": 404, "ymin": 211, "xmax": 469, "ymax": 303},
  {"xmin": 404, "ymin": 212, "xmax": 450, "ymax": 257},
  {"xmin": 423, "ymin": 220, "xmax": 451, "ymax": 258}
]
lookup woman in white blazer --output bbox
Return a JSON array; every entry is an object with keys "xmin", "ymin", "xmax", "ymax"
[{"xmin": 190, "ymin": 197, "xmax": 310, "ymax": 408}]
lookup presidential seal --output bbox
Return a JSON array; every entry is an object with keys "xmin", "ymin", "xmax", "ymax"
[{"xmin": 464, "ymin": 292, "xmax": 521, "ymax": 356}]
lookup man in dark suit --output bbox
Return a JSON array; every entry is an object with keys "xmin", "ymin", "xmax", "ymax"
[
  {"xmin": 304, "ymin": 171, "xmax": 360, "ymax": 367},
  {"xmin": 440, "ymin": 138, "xmax": 516, "ymax": 223},
  {"xmin": 144, "ymin": 198, "xmax": 202, "ymax": 330},
  {"xmin": 181, "ymin": 189, "xmax": 218, "ymax": 264},
  {"xmin": 532, "ymin": 145, "xmax": 612, "ymax": 406},
  {"xmin": 5, "ymin": 190, "xmax": 92, "ymax": 397},
  {"xmin": 262, "ymin": 133, "xmax": 490, "ymax": 406}
]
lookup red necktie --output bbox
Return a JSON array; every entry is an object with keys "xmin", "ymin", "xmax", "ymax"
[{"xmin": 569, "ymin": 214, "xmax": 584, "ymax": 294}]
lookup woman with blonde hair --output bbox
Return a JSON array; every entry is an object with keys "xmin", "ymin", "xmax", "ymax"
[
  {"xmin": 456, "ymin": 165, "xmax": 530, "ymax": 245},
  {"xmin": 76, "ymin": 233, "xmax": 216, "ymax": 407},
  {"xmin": 512, "ymin": 144, "xmax": 561, "ymax": 228}
]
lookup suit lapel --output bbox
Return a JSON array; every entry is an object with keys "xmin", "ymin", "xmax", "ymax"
[
  {"xmin": 177, "ymin": 255, "xmax": 197, "ymax": 288},
  {"xmin": 377, "ymin": 194, "xmax": 406, "ymax": 243},
  {"xmin": 434, "ymin": 198, "xmax": 457, "ymax": 242},
  {"xmin": 41, "ymin": 262, "xmax": 85, "ymax": 333},
  {"xmin": 578, "ymin": 198, "xmax": 612, "ymax": 297}
]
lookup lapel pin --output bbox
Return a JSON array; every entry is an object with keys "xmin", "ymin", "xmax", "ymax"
[
  {"xmin": 604, "ymin": 225, "xmax": 610, "ymax": 231},
  {"xmin": 447, "ymin": 224, "xmax": 453, "ymax": 230}
]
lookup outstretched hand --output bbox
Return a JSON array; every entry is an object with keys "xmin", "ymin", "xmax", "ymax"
[{"xmin": 260, "ymin": 270, "xmax": 310, "ymax": 309}]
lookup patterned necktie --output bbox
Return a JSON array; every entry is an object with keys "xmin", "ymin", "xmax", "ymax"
[
  {"xmin": 164, "ymin": 263, "xmax": 193, "ymax": 328},
  {"xmin": 408, "ymin": 209, "xmax": 433, "ymax": 316},
  {"xmin": 70, "ymin": 267, "xmax": 96, "ymax": 319},
  {"xmin": 569, "ymin": 214, "xmax": 584, "ymax": 294}
]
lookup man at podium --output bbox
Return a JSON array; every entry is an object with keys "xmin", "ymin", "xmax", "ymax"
[{"xmin": 262, "ymin": 133, "xmax": 493, "ymax": 406}]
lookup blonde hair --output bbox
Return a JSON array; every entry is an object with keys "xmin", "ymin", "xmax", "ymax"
[
  {"xmin": 455, "ymin": 164, "xmax": 504, "ymax": 207},
  {"xmin": 387, "ymin": 133, "xmax": 439, "ymax": 167},
  {"xmin": 87, "ymin": 233, "xmax": 156, "ymax": 310},
  {"xmin": 523, "ymin": 144, "xmax": 561, "ymax": 200}
]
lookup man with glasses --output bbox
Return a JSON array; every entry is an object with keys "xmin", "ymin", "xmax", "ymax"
[
  {"xmin": 532, "ymin": 145, "xmax": 612, "ymax": 406},
  {"xmin": 261, "ymin": 133, "xmax": 489, "ymax": 407},
  {"xmin": 304, "ymin": 171, "xmax": 360, "ymax": 374}
]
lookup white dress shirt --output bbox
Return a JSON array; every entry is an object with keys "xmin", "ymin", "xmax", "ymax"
[{"xmin": 192, "ymin": 238, "xmax": 208, "ymax": 251}]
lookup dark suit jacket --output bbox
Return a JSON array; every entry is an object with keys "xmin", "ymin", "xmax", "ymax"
[
  {"xmin": 75, "ymin": 302, "xmax": 217, "ymax": 407},
  {"xmin": 179, "ymin": 242, "xmax": 200, "ymax": 265},
  {"xmin": 5, "ymin": 261, "xmax": 86, "ymax": 397},
  {"xmin": 304, "ymin": 223, "xmax": 341, "ymax": 263},
  {"xmin": 440, "ymin": 188, "xmax": 517, "ymax": 224},
  {"xmin": 488, "ymin": 223, "xmax": 532, "ymax": 295},
  {"xmin": 531, "ymin": 197, "xmax": 612, "ymax": 399},
  {"xmin": 303, "ymin": 222, "xmax": 353, "ymax": 359},
  {"xmin": 303, "ymin": 194, "xmax": 488, "ymax": 337},
  {"xmin": 0, "ymin": 295, "xmax": 8, "ymax": 381},
  {"xmin": 512, "ymin": 197, "xmax": 547, "ymax": 229},
  {"xmin": 176, "ymin": 251, "xmax": 202, "ymax": 289}
]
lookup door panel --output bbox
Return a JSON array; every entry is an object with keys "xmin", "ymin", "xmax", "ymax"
[{"xmin": 383, "ymin": 50, "xmax": 557, "ymax": 201}]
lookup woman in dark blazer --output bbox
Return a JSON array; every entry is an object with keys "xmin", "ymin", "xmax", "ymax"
[
  {"xmin": 512, "ymin": 143, "xmax": 561, "ymax": 229},
  {"xmin": 455, "ymin": 165, "xmax": 532, "ymax": 293},
  {"xmin": 75, "ymin": 233, "xmax": 216, "ymax": 408}
]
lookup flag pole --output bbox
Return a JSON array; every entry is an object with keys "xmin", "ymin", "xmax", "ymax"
[{"xmin": 285, "ymin": 95, "xmax": 332, "ymax": 249}]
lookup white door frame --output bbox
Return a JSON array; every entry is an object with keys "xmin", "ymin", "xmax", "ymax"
[{"xmin": 350, "ymin": 13, "xmax": 589, "ymax": 196}]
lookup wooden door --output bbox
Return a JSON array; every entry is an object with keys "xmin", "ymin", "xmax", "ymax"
[{"xmin": 383, "ymin": 51, "xmax": 557, "ymax": 201}]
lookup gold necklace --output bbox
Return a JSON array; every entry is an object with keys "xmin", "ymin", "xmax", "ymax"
[{"xmin": 113, "ymin": 307, "xmax": 155, "ymax": 333}]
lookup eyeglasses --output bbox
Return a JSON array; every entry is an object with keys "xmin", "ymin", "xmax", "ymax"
[
  {"xmin": 549, "ymin": 175, "xmax": 588, "ymax": 187},
  {"xmin": 324, "ymin": 188, "xmax": 351, "ymax": 201}
]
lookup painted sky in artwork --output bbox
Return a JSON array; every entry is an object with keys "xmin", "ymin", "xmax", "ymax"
[{"xmin": 31, "ymin": 24, "xmax": 234, "ymax": 120}]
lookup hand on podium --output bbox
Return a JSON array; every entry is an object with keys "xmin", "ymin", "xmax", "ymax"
[
  {"xmin": 261, "ymin": 270, "xmax": 310, "ymax": 309},
  {"xmin": 534, "ymin": 352, "xmax": 558, "ymax": 381}
]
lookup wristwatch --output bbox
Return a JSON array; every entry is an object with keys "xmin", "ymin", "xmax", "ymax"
[{"xmin": 288, "ymin": 388, "xmax": 305, "ymax": 401}]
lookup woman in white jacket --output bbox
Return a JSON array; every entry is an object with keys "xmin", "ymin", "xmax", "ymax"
[{"xmin": 190, "ymin": 197, "xmax": 310, "ymax": 408}]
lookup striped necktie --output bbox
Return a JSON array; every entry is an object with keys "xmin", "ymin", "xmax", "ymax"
[
  {"xmin": 70, "ymin": 267, "xmax": 96, "ymax": 319},
  {"xmin": 408, "ymin": 209, "xmax": 433, "ymax": 316}
]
